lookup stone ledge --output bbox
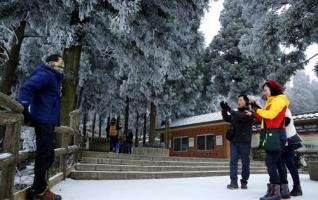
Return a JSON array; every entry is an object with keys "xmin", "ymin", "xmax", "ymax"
[
  {"xmin": 133, "ymin": 147, "xmax": 169, "ymax": 157},
  {"xmin": 308, "ymin": 161, "xmax": 318, "ymax": 181}
]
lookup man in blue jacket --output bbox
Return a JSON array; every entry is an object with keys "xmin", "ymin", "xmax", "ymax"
[{"xmin": 19, "ymin": 54, "xmax": 64, "ymax": 200}]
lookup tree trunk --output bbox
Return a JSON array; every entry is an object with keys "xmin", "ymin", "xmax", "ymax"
[
  {"xmin": 98, "ymin": 114, "xmax": 102, "ymax": 139},
  {"xmin": 165, "ymin": 116, "xmax": 170, "ymax": 149},
  {"xmin": 91, "ymin": 112, "xmax": 96, "ymax": 140},
  {"xmin": 149, "ymin": 102, "xmax": 156, "ymax": 145},
  {"xmin": 124, "ymin": 97, "xmax": 129, "ymax": 135},
  {"xmin": 106, "ymin": 115, "xmax": 110, "ymax": 138},
  {"xmin": 143, "ymin": 112, "xmax": 146, "ymax": 145},
  {"xmin": 83, "ymin": 112, "xmax": 87, "ymax": 137},
  {"xmin": 135, "ymin": 112, "xmax": 139, "ymax": 147},
  {"xmin": 76, "ymin": 86, "xmax": 84, "ymax": 109},
  {"xmin": 117, "ymin": 115, "xmax": 121, "ymax": 135},
  {"xmin": 0, "ymin": 20, "xmax": 26, "ymax": 95},
  {"xmin": 60, "ymin": 45, "xmax": 82, "ymax": 125}
]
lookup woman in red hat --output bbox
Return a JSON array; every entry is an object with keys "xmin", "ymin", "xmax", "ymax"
[{"xmin": 251, "ymin": 80, "xmax": 290, "ymax": 200}]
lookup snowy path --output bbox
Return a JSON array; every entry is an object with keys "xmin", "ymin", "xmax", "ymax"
[{"xmin": 52, "ymin": 174, "xmax": 317, "ymax": 200}]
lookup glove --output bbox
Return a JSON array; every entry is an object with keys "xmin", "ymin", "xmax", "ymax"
[
  {"xmin": 250, "ymin": 101, "xmax": 261, "ymax": 110},
  {"xmin": 22, "ymin": 105, "xmax": 31, "ymax": 124},
  {"xmin": 220, "ymin": 101, "xmax": 226, "ymax": 111},
  {"xmin": 223, "ymin": 102, "xmax": 231, "ymax": 112},
  {"xmin": 220, "ymin": 101, "xmax": 231, "ymax": 112}
]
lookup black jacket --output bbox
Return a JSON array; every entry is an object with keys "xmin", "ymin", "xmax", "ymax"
[{"xmin": 222, "ymin": 107, "xmax": 254, "ymax": 143}]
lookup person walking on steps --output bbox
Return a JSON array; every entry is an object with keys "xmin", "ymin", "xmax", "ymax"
[
  {"xmin": 251, "ymin": 80, "xmax": 290, "ymax": 200},
  {"xmin": 19, "ymin": 54, "xmax": 64, "ymax": 200},
  {"xmin": 220, "ymin": 94, "xmax": 254, "ymax": 190},
  {"xmin": 282, "ymin": 108, "xmax": 303, "ymax": 197}
]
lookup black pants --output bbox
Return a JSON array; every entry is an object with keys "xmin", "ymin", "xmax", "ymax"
[
  {"xmin": 265, "ymin": 140, "xmax": 288, "ymax": 184},
  {"xmin": 33, "ymin": 124, "xmax": 55, "ymax": 194},
  {"xmin": 282, "ymin": 144, "xmax": 301, "ymax": 186}
]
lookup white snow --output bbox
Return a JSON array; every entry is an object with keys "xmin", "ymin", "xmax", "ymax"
[
  {"xmin": 168, "ymin": 111, "xmax": 223, "ymax": 128},
  {"xmin": 51, "ymin": 174, "xmax": 317, "ymax": 200},
  {"xmin": 0, "ymin": 152, "xmax": 12, "ymax": 159}
]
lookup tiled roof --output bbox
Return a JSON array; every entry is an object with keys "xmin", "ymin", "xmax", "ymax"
[
  {"xmin": 169, "ymin": 112, "xmax": 223, "ymax": 128},
  {"xmin": 165, "ymin": 111, "xmax": 318, "ymax": 129},
  {"xmin": 293, "ymin": 111, "xmax": 318, "ymax": 121}
]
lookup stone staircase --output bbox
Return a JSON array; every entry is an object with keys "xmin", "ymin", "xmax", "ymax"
[{"xmin": 70, "ymin": 151, "xmax": 268, "ymax": 180}]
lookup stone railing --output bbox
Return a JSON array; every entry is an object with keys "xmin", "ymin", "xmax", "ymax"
[{"xmin": 0, "ymin": 92, "xmax": 81, "ymax": 200}]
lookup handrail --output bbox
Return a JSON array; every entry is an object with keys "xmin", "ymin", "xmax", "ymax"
[{"xmin": 0, "ymin": 92, "xmax": 23, "ymax": 113}]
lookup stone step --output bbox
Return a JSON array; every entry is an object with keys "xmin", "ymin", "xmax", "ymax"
[
  {"xmin": 80, "ymin": 157, "xmax": 266, "ymax": 167},
  {"xmin": 81, "ymin": 151, "xmax": 237, "ymax": 162},
  {"xmin": 71, "ymin": 170, "xmax": 268, "ymax": 180},
  {"xmin": 75, "ymin": 163, "xmax": 267, "ymax": 172}
]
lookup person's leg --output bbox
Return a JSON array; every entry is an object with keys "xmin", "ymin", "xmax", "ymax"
[
  {"xmin": 127, "ymin": 143, "xmax": 132, "ymax": 154},
  {"xmin": 239, "ymin": 143, "xmax": 250, "ymax": 189},
  {"xmin": 230, "ymin": 142, "xmax": 239, "ymax": 181},
  {"xmin": 265, "ymin": 151, "xmax": 281, "ymax": 184},
  {"xmin": 261, "ymin": 151, "xmax": 282, "ymax": 200},
  {"xmin": 239, "ymin": 143, "xmax": 250, "ymax": 181},
  {"xmin": 277, "ymin": 156, "xmax": 288, "ymax": 184},
  {"xmin": 32, "ymin": 124, "xmax": 54, "ymax": 194},
  {"xmin": 284, "ymin": 145, "xmax": 300, "ymax": 186},
  {"xmin": 228, "ymin": 142, "xmax": 239, "ymax": 189},
  {"xmin": 284, "ymin": 145, "xmax": 302, "ymax": 196}
]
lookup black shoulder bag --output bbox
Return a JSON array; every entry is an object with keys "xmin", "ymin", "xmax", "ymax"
[{"xmin": 259, "ymin": 120, "xmax": 284, "ymax": 151}]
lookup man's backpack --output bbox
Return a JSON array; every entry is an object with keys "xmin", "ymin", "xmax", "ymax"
[{"xmin": 109, "ymin": 125, "xmax": 117, "ymax": 136}]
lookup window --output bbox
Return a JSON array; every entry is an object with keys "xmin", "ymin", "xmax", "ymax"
[
  {"xmin": 197, "ymin": 134, "xmax": 214, "ymax": 151},
  {"xmin": 173, "ymin": 137, "xmax": 188, "ymax": 152}
]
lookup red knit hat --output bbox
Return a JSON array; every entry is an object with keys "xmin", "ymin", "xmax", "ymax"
[{"xmin": 264, "ymin": 80, "xmax": 284, "ymax": 93}]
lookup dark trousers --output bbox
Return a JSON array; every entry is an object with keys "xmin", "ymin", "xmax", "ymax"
[
  {"xmin": 230, "ymin": 142, "xmax": 250, "ymax": 181},
  {"xmin": 109, "ymin": 136, "xmax": 117, "ymax": 152},
  {"xmin": 265, "ymin": 150, "xmax": 288, "ymax": 184},
  {"xmin": 282, "ymin": 144, "xmax": 300, "ymax": 186},
  {"xmin": 33, "ymin": 124, "xmax": 55, "ymax": 194},
  {"xmin": 125, "ymin": 143, "xmax": 132, "ymax": 154}
]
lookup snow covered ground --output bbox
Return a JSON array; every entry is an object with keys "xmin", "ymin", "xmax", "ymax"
[{"xmin": 52, "ymin": 174, "xmax": 317, "ymax": 200}]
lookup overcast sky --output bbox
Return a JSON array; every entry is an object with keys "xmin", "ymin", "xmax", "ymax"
[{"xmin": 199, "ymin": 0, "xmax": 317, "ymax": 81}]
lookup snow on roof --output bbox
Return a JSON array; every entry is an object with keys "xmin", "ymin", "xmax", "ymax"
[
  {"xmin": 293, "ymin": 111, "xmax": 318, "ymax": 121},
  {"xmin": 169, "ymin": 112, "xmax": 223, "ymax": 128},
  {"xmin": 163, "ymin": 110, "xmax": 318, "ymax": 130}
]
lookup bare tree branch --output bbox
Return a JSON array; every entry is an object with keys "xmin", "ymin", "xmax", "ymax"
[
  {"xmin": 0, "ymin": 24, "xmax": 14, "ymax": 35},
  {"xmin": 301, "ymin": 53, "xmax": 318, "ymax": 64},
  {"xmin": 24, "ymin": 34, "xmax": 48, "ymax": 38},
  {"xmin": 0, "ymin": 44, "xmax": 10, "ymax": 59}
]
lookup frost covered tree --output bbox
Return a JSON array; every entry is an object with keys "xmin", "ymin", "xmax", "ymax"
[
  {"xmin": 286, "ymin": 71, "xmax": 318, "ymax": 113},
  {"xmin": 239, "ymin": 0, "xmax": 318, "ymax": 82},
  {"xmin": 0, "ymin": 0, "xmax": 210, "ymax": 139},
  {"xmin": 202, "ymin": 0, "xmax": 269, "ymax": 103}
]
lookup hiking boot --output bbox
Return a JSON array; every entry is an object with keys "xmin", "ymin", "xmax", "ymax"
[
  {"xmin": 227, "ymin": 180, "xmax": 238, "ymax": 189},
  {"xmin": 280, "ymin": 184, "xmax": 290, "ymax": 199},
  {"xmin": 260, "ymin": 184, "xmax": 281, "ymax": 200},
  {"xmin": 260, "ymin": 183, "xmax": 271, "ymax": 200},
  {"xmin": 240, "ymin": 179, "xmax": 248, "ymax": 189},
  {"xmin": 32, "ymin": 188, "xmax": 62, "ymax": 200},
  {"xmin": 289, "ymin": 185, "xmax": 302, "ymax": 196}
]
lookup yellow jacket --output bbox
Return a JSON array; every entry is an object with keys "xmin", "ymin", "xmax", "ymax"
[{"xmin": 256, "ymin": 95, "xmax": 289, "ymax": 128}]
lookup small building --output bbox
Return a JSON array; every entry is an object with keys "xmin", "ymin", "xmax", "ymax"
[
  {"xmin": 293, "ymin": 111, "xmax": 318, "ymax": 149},
  {"xmin": 157, "ymin": 112, "xmax": 231, "ymax": 159},
  {"xmin": 157, "ymin": 111, "xmax": 318, "ymax": 159}
]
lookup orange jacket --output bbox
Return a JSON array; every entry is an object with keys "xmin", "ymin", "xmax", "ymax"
[{"xmin": 255, "ymin": 95, "xmax": 289, "ymax": 128}]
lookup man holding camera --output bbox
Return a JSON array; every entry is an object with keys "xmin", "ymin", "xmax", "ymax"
[{"xmin": 220, "ymin": 94, "xmax": 254, "ymax": 190}]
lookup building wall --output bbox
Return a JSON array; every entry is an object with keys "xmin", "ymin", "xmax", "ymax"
[{"xmin": 169, "ymin": 122, "xmax": 230, "ymax": 158}]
